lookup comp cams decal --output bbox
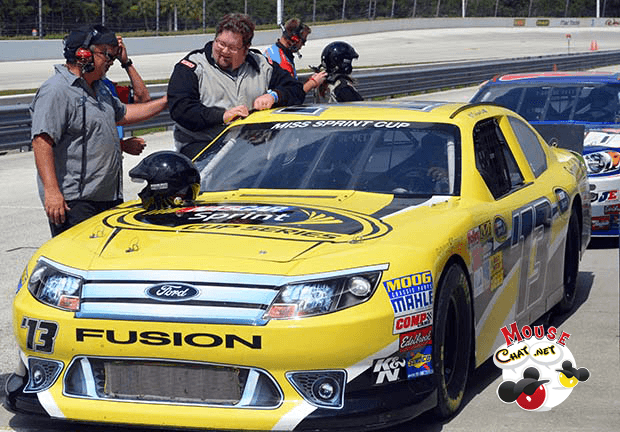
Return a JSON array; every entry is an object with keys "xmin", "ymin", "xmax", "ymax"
[
  {"xmin": 102, "ymin": 203, "xmax": 391, "ymax": 243},
  {"xmin": 393, "ymin": 309, "xmax": 432, "ymax": 334}
]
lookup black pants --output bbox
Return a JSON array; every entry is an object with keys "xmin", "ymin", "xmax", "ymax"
[{"xmin": 49, "ymin": 199, "xmax": 123, "ymax": 237}]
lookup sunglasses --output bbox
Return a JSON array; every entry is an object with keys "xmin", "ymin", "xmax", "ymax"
[{"xmin": 94, "ymin": 50, "xmax": 118, "ymax": 62}]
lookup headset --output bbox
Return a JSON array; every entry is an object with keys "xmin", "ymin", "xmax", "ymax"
[
  {"xmin": 281, "ymin": 19, "xmax": 306, "ymax": 55},
  {"xmin": 74, "ymin": 27, "xmax": 98, "ymax": 73}
]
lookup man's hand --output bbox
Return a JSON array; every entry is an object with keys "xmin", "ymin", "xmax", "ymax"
[
  {"xmin": 309, "ymin": 71, "xmax": 327, "ymax": 88},
  {"xmin": 223, "ymin": 105, "xmax": 250, "ymax": 123},
  {"xmin": 253, "ymin": 93, "xmax": 276, "ymax": 111},
  {"xmin": 45, "ymin": 189, "xmax": 70, "ymax": 225},
  {"xmin": 116, "ymin": 35, "xmax": 129, "ymax": 64},
  {"xmin": 120, "ymin": 137, "xmax": 146, "ymax": 155}
]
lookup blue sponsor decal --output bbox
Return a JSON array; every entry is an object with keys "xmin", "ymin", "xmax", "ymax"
[
  {"xmin": 406, "ymin": 345, "xmax": 433, "ymax": 379},
  {"xmin": 383, "ymin": 271, "xmax": 433, "ymax": 315}
]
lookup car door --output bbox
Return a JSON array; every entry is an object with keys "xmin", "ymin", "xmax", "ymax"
[{"xmin": 472, "ymin": 116, "xmax": 555, "ymax": 325}]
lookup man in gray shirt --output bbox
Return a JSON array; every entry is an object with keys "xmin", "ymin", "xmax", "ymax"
[{"xmin": 30, "ymin": 25, "xmax": 167, "ymax": 236}]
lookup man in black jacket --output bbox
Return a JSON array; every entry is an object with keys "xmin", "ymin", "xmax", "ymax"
[{"xmin": 167, "ymin": 13, "xmax": 305, "ymax": 159}]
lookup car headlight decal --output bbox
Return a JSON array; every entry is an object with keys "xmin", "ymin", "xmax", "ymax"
[
  {"xmin": 28, "ymin": 260, "xmax": 83, "ymax": 312},
  {"xmin": 264, "ymin": 272, "xmax": 381, "ymax": 319},
  {"xmin": 584, "ymin": 150, "xmax": 620, "ymax": 175}
]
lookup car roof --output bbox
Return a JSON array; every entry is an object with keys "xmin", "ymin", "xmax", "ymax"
[
  {"xmin": 487, "ymin": 71, "xmax": 620, "ymax": 85},
  {"xmin": 237, "ymin": 101, "xmax": 504, "ymax": 125}
]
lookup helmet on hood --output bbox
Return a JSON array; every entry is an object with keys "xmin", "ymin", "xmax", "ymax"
[
  {"xmin": 321, "ymin": 41, "xmax": 359, "ymax": 75},
  {"xmin": 129, "ymin": 151, "xmax": 200, "ymax": 210}
]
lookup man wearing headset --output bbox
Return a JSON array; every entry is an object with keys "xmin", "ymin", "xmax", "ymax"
[
  {"xmin": 264, "ymin": 18, "xmax": 327, "ymax": 94},
  {"xmin": 30, "ymin": 24, "xmax": 168, "ymax": 237}
]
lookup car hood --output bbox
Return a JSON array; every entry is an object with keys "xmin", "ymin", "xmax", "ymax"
[
  {"xmin": 584, "ymin": 128, "xmax": 620, "ymax": 148},
  {"xmin": 49, "ymin": 190, "xmax": 448, "ymax": 269}
]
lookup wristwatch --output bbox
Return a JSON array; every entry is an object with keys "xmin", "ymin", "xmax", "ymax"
[
  {"xmin": 121, "ymin": 59, "xmax": 133, "ymax": 69},
  {"xmin": 267, "ymin": 90, "xmax": 279, "ymax": 103}
]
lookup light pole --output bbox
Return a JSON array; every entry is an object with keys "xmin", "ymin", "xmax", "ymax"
[
  {"xmin": 38, "ymin": 0, "xmax": 42, "ymax": 38},
  {"xmin": 277, "ymin": 0, "xmax": 283, "ymax": 26}
]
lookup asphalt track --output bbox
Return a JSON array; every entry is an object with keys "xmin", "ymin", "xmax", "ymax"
[{"xmin": 0, "ymin": 27, "xmax": 619, "ymax": 432}]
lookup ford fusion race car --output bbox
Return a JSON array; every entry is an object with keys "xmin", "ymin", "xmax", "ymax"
[
  {"xmin": 470, "ymin": 71, "xmax": 620, "ymax": 237},
  {"xmin": 6, "ymin": 102, "xmax": 591, "ymax": 431}
]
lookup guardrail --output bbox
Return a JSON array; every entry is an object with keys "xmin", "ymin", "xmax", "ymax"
[{"xmin": 4, "ymin": 49, "xmax": 620, "ymax": 153}]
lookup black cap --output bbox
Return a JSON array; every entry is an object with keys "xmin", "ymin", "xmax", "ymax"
[
  {"xmin": 556, "ymin": 360, "xmax": 590, "ymax": 381},
  {"xmin": 497, "ymin": 367, "xmax": 549, "ymax": 403},
  {"xmin": 63, "ymin": 25, "xmax": 117, "ymax": 60}
]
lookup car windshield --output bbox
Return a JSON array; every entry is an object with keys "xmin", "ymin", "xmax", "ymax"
[
  {"xmin": 194, "ymin": 120, "xmax": 461, "ymax": 197},
  {"xmin": 475, "ymin": 83, "xmax": 620, "ymax": 123}
]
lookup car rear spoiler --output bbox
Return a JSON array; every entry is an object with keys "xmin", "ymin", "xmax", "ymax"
[{"xmin": 532, "ymin": 124, "xmax": 585, "ymax": 154}]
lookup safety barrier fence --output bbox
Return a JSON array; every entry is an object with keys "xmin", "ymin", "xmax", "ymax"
[{"xmin": 3, "ymin": 49, "xmax": 620, "ymax": 153}]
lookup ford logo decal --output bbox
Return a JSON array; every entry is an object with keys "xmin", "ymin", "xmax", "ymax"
[{"xmin": 145, "ymin": 283, "xmax": 199, "ymax": 302}]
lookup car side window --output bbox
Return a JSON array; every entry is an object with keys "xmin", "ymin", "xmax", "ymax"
[
  {"xmin": 574, "ymin": 85, "xmax": 620, "ymax": 122},
  {"xmin": 507, "ymin": 116, "xmax": 547, "ymax": 178},
  {"xmin": 474, "ymin": 118, "xmax": 525, "ymax": 199},
  {"xmin": 520, "ymin": 86, "xmax": 550, "ymax": 121}
]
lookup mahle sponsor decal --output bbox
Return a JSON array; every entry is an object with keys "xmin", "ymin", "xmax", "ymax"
[{"xmin": 383, "ymin": 271, "xmax": 433, "ymax": 316}]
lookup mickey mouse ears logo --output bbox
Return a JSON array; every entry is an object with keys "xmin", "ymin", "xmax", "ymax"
[
  {"xmin": 494, "ymin": 323, "xmax": 589, "ymax": 412},
  {"xmin": 498, "ymin": 366, "xmax": 549, "ymax": 405}
]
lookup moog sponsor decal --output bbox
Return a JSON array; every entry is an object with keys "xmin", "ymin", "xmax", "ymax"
[{"xmin": 383, "ymin": 271, "xmax": 433, "ymax": 316}]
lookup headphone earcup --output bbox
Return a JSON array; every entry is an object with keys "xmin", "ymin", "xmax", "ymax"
[{"xmin": 75, "ymin": 47, "xmax": 94, "ymax": 72}]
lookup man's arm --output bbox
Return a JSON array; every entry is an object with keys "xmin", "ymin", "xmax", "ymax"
[
  {"xmin": 167, "ymin": 60, "xmax": 227, "ymax": 131},
  {"xmin": 116, "ymin": 35, "xmax": 150, "ymax": 103},
  {"xmin": 118, "ymin": 95, "xmax": 167, "ymax": 125},
  {"xmin": 124, "ymin": 64, "xmax": 150, "ymax": 103},
  {"xmin": 32, "ymin": 133, "xmax": 70, "ymax": 225},
  {"xmin": 303, "ymin": 71, "xmax": 327, "ymax": 94},
  {"xmin": 267, "ymin": 61, "xmax": 305, "ymax": 106}
]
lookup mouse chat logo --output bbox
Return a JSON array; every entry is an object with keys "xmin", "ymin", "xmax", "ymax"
[{"xmin": 494, "ymin": 322, "xmax": 589, "ymax": 411}]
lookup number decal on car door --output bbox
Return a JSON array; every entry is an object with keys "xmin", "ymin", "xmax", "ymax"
[{"xmin": 511, "ymin": 199, "xmax": 552, "ymax": 315}]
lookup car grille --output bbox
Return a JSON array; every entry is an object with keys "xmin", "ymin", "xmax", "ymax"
[
  {"xmin": 74, "ymin": 268, "xmax": 286, "ymax": 325},
  {"xmin": 64, "ymin": 357, "xmax": 282, "ymax": 408}
]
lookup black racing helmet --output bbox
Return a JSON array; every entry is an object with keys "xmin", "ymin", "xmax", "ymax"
[
  {"xmin": 129, "ymin": 151, "xmax": 200, "ymax": 210},
  {"xmin": 321, "ymin": 41, "xmax": 359, "ymax": 75}
]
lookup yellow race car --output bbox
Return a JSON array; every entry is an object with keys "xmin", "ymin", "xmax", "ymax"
[{"xmin": 6, "ymin": 102, "xmax": 590, "ymax": 430}]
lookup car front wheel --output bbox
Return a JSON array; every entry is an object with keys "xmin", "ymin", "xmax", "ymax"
[{"xmin": 432, "ymin": 263, "xmax": 473, "ymax": 419}]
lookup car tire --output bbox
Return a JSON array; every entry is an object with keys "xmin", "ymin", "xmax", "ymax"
[
  {"xmin": 432, "ymin": 263, "xmax": 473, "ymax": 419},
  {"xmin": 556, "ymin": 209, "xmax": 580, "ymax": 313}
]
